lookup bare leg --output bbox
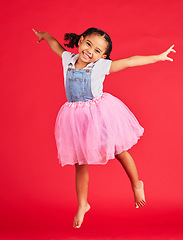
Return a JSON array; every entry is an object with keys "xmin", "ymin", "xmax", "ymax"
[
  {"xmin": 115, "ymin": 150, "xmax": 146, "ymax": 208},
  {"xmin": 73, "ymin": 163, "xmax": 91, "ymax": 228}
]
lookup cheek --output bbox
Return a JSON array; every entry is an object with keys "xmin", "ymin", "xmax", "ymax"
[
  {"xmin": 96, "ymin": 53, "xmax": 104, "ymax": 59},
  {"xmin": 93, "ymin": 53, "xmax": 99, "ymax": 59},
  {"xmin": 93, "ymin": 56, "xmax": 101, "ymax": 61}
]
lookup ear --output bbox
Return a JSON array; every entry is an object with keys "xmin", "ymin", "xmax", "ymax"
[
  {"xmin": 78, "ymin": 35, "xmax": 84, "ymax": 46},
  {"xmin": 102, "ymin": 54, "xmax": 107, "ymax": 59}
]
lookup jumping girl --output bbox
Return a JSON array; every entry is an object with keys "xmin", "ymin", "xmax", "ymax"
[{"xmin": 32, "ymin": 27, "xmax": 176, "ymax": 229}]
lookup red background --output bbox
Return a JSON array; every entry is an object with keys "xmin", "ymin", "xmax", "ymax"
[{"xmin": 0, "ymin": 0, "xmax": 183, "ymax": 239}]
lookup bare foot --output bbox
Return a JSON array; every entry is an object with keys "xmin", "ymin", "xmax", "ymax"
[
  {"xmin": 73, "ymin": 203, "xmax": 91, "ymax": 228},
  {"xmin": 132, "ymin": 180, "xmax": 146, "ymax": 208}
]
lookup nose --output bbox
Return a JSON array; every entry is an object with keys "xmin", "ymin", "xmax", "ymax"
[
  {"xmin": 86, "ymin": 49, "xmax": 92, "ymax": 56},
  {"xmin": 86, "ymin": 46, "xmax": 93, "ymax": 56}
]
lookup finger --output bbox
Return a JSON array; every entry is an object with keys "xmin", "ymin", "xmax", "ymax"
[
  {"xmin": 171, "ymin": 49, "xmax": 176, "ymax": 53},
  {"xmin": 170, "ymin": 44, "xmax": 174, "ymax": 49},
  {"xmin": 32, "ymin": 28, "xmax": 38, "ymax": 35},
  {"xmin": 167, "ymin": 57, "xmax": 173, "ymax": 62},
  {"xmin": 164, "ymin": 45, "xmax": 174, "ymax": 53},
  {"xmin": 167, "ymin": 48, "xmax": 176, "ymax": 55}
]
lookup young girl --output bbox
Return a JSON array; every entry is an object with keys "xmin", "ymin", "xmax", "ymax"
[{"xmin": 32, "ymin": 27, "xmax": 175, "ymax": 228}]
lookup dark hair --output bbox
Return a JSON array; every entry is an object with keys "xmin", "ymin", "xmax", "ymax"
[{"xmin": 64, "ymin": 27, "xmax": 112, "ymax": 60}]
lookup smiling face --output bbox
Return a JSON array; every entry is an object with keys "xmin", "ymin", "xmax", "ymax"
[{"xmin": 77, "ymin": 33, "xmax": 108, "ymax": 64}]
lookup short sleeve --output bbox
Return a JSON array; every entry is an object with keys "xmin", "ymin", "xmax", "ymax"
[
  {"xmin": 61, "ymin": 51, "xmax": 74, "ymax": 87},
  {"xmin": 61, "ymin": 51, "xmax": 73, "ymax": 68},
  {"xmin": 96, "ymin": 58, "xmax": 112, "ymax": 76}
]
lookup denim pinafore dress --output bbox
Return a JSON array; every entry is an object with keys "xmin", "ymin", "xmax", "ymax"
[{"xmin": 65, "ymin": 62, "xmax": 95, "ymax": 103}]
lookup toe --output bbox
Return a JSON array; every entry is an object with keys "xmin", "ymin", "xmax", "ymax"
[
  {"xmin": 139, "ymin": 201, "xmax": 144, "ymax": 207},
  {"xmin": 135, "ymin": 203, "xmax": 139, "ymax": 208},
  {"xmin": 76, "ymin": 221, "xmax": 81, "ymax": 228},
  {"xmin": 139, "ymin": 200, "xmax": 146, "ymax": 208},
  {"xmin": 73, "ymin": 219, "xmax": 78, "ymax": 228}
]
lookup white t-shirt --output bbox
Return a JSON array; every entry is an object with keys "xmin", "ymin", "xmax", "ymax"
[{"xmin": 61, "ymin": 51, "xmax": 112, "ymax": 97}]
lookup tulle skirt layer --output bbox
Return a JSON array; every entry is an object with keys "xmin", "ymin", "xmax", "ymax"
[{"xmin": 54, "ymin": 92, "xmax": 144, "ymax": 166}]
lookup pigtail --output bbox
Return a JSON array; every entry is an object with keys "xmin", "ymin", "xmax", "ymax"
[{"xmin": 64, "ymin": 33, "xmax": 81, "ymax": 48}]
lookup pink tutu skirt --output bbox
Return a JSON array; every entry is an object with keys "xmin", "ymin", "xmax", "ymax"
[{"xmin": 54, "ymin": 92, "xmax": 144, "ymax": 166}]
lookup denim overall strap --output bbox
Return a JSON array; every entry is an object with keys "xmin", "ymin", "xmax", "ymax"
[{"xmin": 65, "ymin": 63, "xmax": 95, "ymax": 102}]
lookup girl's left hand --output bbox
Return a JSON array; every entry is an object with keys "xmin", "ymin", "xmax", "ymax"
[{"xmin": 159, "ymin": 44, "xmax": 176, "ymax": 62}]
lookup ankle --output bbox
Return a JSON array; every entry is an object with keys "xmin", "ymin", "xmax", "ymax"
[
  {"xmin": 131, "ymin": 180, "xmax": 142, "ymax": 189},
  {"xmin": 78, "ymin": 202, "xmax": 89, "ymax": 208}
]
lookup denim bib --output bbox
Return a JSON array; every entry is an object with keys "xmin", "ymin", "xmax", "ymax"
[{"xmin": 65, "ymin": 63, "xmax": 95, "ymax": 102}]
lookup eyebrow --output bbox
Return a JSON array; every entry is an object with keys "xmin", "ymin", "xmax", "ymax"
[{"xmin": 86, "ymin": 40, "xmax": 102, "ymax": 52}]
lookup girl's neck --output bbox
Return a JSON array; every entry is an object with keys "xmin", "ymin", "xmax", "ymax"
[{"xmin": 75, "ymin": 58, "xmax": 89, "ymax": 69}]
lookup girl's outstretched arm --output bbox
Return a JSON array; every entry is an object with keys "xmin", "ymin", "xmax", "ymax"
[
  {"xmin": 109, "ymin": 45, "xmax": 176, "ymax": 73},
  {"xmin": 32, "ymin": 29, "xmax": 66, "ymax": 58}
]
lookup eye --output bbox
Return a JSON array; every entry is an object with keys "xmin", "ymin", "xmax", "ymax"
[
  {"xmin": 95, "ymin": 50, "xmax": 100, "ymax": 53},
  {"xmin": 86, "ymin": 42, "xmax": 91, "ymax": 46}
]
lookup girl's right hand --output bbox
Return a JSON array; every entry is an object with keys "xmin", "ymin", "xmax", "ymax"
[
  {"xmin": 32, "ymin": 28, "xmax": 46, "ymax": 43},
  {"xmin": 158, "ymin": 44, "xmax": 176, "ymax": 62}
]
